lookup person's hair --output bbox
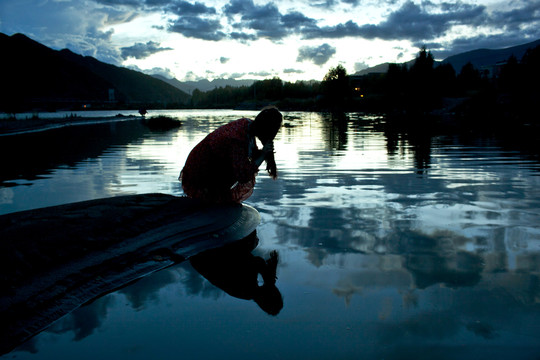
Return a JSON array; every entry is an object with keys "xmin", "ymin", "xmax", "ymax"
[
  {"xmin": 252, "ymin": 106, "xmax": 282, "ymax": 179},
  {"xmin": 254, "ymin": 283, "xmax": 283, "ymax": 316}
]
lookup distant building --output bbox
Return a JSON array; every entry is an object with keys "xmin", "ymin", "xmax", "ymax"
[{"xmin": 476, "ymin": 60, "xmax": 506, "ymax": 78}]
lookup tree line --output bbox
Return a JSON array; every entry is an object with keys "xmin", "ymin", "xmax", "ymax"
[
  {"xmin": 189, "ymin": 77, "xmax": 321, "ymax": 110},
  {"xmin": 190, "ymin": 44, "xmax": 540, "ymax": 129},
  {"xmin": 356, "ymin": 45, "xmax": 540, "ymax": 121}
]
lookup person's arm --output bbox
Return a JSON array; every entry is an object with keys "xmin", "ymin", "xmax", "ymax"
[{"xmin": 254, "ymin": 141, "xmax": 274, "ymax": 168}]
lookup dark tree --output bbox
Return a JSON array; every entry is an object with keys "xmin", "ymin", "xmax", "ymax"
[
  {"xmin": 322, "ymin": 64, "xmax": 350, "ymax": 105},
  {"xmin": 498, "ymin": 55, "xmax": 521, "ymax": 92},
  {"xmin": 433, "ymin": 63, "xmax": 457, "ymax": 96},
  {"xmin": 457, "ymin": 62, "xmax": 482, "ymax": 94},
  {"xmin": 410, "ymin": 46, "xmax": 435, "ymax": 77}
]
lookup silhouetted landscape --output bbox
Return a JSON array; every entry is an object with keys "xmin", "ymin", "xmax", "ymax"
[
  {"xmin": 0, "ymin": 33, "xmax": 191, "ymax": 112},
  {"xmin": 1, "ymin": 32, "xmax": 539, "ymax": 143}
]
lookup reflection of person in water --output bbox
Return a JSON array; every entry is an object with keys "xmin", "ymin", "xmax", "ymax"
[
  {"xmin": 180, "ymin": 106, "xmax": 283, "ymax": 203},
  {"xmin": 190, "ymin": 231, "xmax": 283, "ymax": 316}
]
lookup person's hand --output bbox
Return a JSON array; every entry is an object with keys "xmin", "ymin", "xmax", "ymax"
[
  {"xmin": 262, "ymin": 141, "xmax": 274, "ymax": 155},
  {"xmin": 254, "ymin": 141, "xmax": 274, "ymax": 168}
]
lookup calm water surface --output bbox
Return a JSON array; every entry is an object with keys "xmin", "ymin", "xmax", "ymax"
[{"xmin": 2, "ymin": 110, "xmax": 540, "ymax": 359}]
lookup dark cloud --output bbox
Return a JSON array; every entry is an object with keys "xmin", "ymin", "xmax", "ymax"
[
  {"xmin": 167, "ymin": 1, "xmax": 217, "ymax": 16},
  {"xmin": 249, "ymin": 70, "xmax": 273, "ymax": 77},
  {"xmin": 94, "ymin": 0, "xmax": 143, "ymax": 6},
  {"xmin": 281, "ymin": 11, "xmax": 317, "ymax": 29},
  {"xmin": 131, "ymin": 65, "xmax": 176, "ymax": 79},
  {"xmin": 224, "ymin": 0, "xmax": 285, "ymax": 40},
  {"xmin": 93, "ymin": 0, "xmax": 176, "ymax": 8},
  {"xmin": 227, "ymin": 72, "xmax": 246, "ymax": 79},
  {"xmin": 219, "ymin": 71, "xmax": 270, "ymax": 80},
  {"xmin": 222, "ymin": 0, "xmax": 253, "ymax": 16},
  {"xmin": 301, "ymin": 20, "xmax": 365, "ymax": 39},
  {"xmin": 384, "ymin": 1, "xmax": 487, "ymax": 38},
  {"xmin": 120, "ymin": 41, "xmax": 172, "ymax": 59},
  {"xmin": 230, "ymin": 32, "xmax": 258, "ymax": 41},
  {"xmin": 309, "ymin": 0, "xmax": 338, "ymax": 8},
  {"xmin": 415, "ymin": 1, "xmax": 540, "ymax": 57},
  {"xmin": 159, "ymin": 1, "xmax": 226, "ymax": 41},
  {"xmin": 143, "ymin": 0, "xmax": 172, "ymax": 6},
  {"xmin": 301, "ymin": 1, "xmax": 487, "ymax": 42},
  {"xmin": 219, "ymin": 56, "xmax": 230, "ymax": 64},
  {"xmin": 297, "ymin": 43, "xmax": 336, "ymax": 66},
  {"xmin": 168, "ymin": 16, "xmax": 226, "ymax": 41},
  {"xmin": 102, "ymin": 8, "xmax": 139, "ymax": 24},
  {"xmin": 284, "ymin": 68, "xmax": 304, "ymax": 74},
  {"xmin": 491, "ymin": 0, "xmax": 540, "ymax": 31},
  {"xmin": 223, "ymin": 0, "xmax": 317, "ymax": 41},
  {"xmin": 309, "ymin": 0, "xmax": 363, "ymax": 9},
  {"xmin": 94, "ymin": 0, "xmax": 538, "ymax": 51}
]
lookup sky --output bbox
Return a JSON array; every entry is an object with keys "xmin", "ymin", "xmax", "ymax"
[{"xmin": 1, "ymin": 0, "xmax": 539, "ymax": 82}]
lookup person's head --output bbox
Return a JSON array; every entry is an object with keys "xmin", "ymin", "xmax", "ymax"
[
  {"xmin": 252, "ymin": 106, "xmax": 282, "ymax": 179},
  {"xmin": 252, "ymin": 106, "xmax": 282, "ymax": 144},
  {"xmin": 254, "ymin": 283, "xmax": 284, "ymax": 316}
]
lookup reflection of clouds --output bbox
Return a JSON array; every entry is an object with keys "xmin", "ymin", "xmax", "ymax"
[
  {"xmin": 466, "ymin": 321, "xmax": 497, "ymax": 339},
  {"xmin": 269, "ymin": 115, "xmax": 540, "ymax": 271},
  {"xmin": 181, "ymin": 264, "xmax": 223, "ymax": 300},
  {"xmin": 390, "ymin": 230, "xmax": 484, "ymax": 289},
  {"xmin": 377, "ymin": 311, "xmax": 463, "ymax": 343},
  {"xmin": 11, "ymin": 337, "xmax": 38, "ymax": 355},
  {"xmin": 0, "ymin": 187, "xmax": 13, "ymax": 205},
  {"xmin": 119, "ymin": 263, "xmax": 224, "ymax": 305},
  {"xmin": 375, "ymin": 278, "xmax": 539, "ymax": 353},
  {"xmin": 405, "ymin": 250, "xmax": 484, "ymax": 289},
  {"xmin": 119, "ymin": 268, "xmax": 181, "ymax": 311},
  {"xmin": 333, "ymin": 270, "xmax": 412, "ymax": 305},
  {"xmin": 31, "ymin": 262, "xmax": 225, "ymax": 349},
  {"xmin": 48, "ymin": 296, "xmax": 113, "ymax": 341},
  {"xmin": 240, "ymin": 113, "xmax": 540, "ymax": 352}
]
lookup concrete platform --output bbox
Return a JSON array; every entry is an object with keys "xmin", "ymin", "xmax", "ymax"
[{"xmin": 0, "ymin": 193, "xmax": 260, "ymax": 354}]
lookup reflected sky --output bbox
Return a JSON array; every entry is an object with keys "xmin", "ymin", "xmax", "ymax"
[{"xmin": 2, "ymin": 110, "xmax": 540, "ymax": 359}]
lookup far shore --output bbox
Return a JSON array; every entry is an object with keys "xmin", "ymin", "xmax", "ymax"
[{"xmin": 0, "ymin": 115, "xmax": 142, "ymax": 136}]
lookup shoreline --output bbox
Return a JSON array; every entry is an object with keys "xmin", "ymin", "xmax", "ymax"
[{"xmin": 0, "ymin": 115, "xmax": 142, "ymax": 136}]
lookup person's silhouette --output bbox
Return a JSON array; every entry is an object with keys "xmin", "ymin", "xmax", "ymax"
[
  {"xmin": 190, "ymin": 231, "xmax": 283, "ymax": 315},
  {"xmin": 180, "ymin": 106, "xmax": 283, "ymax": 203}
]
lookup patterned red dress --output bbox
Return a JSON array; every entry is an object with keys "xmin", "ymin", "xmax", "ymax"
[{"xmin": 180, "ymin": 118, "xmax": 259, "ymax": 203}]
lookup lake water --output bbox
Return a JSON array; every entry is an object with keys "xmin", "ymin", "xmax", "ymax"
[{"xmin": 2, "ymin": 110, "xmax": 540, "ymax": 359}]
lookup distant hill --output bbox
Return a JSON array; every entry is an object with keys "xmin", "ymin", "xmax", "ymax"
[
  {"xmin": 354, "ymin": 59, "xmax": 416, "ymax": 76},
  {"xmin": 441, "ymin": 39, "xmax": 540, "ymax": 73},
  {"xmin": 0, "ymin": 33, "xmax": 190, "ymax": 112},
  {"xmin": 354, "ymin": 39, "xmax": 540, "ymax": 76},
  {"xmin": 153, "ymin": 75, "xmax": 255, "ymax": 94}
]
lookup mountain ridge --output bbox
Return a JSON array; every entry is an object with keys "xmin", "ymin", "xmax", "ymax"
[
  {"xmin": 0, "ymin": 33, "xmax": 190, "ymax": 112},
  {"xmin": 152, "ymin": 75, "xmax": 256, "ymax": 94},
  {"xmin": 354, "ymin": 38, "xmax": 540, "ymax": 76}
]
